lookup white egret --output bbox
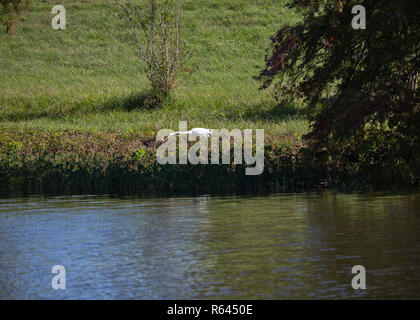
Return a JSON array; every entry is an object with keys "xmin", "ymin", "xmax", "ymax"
[{"xmin": 169, "ymin": 128, "xmax": 213, "ymax": 138}]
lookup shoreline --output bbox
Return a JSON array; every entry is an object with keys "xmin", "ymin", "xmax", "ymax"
[{"xmin": 1, "ymin": 129, "xmax": 418, "ymax": 197}]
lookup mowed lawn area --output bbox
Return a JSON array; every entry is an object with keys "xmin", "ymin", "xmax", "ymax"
[{"xmin": 0, "ymin": 0, "xmax": 306, "ymax": 139}]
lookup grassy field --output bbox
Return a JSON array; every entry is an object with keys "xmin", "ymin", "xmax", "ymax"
[{"xmin": 0, "ymin": 0, "xmax": 306, "ymax": 138}]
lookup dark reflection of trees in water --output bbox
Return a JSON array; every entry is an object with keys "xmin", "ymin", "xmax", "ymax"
[{"xmin": 193, "ymin": 193, "xmax": 420, "ymax": 299}]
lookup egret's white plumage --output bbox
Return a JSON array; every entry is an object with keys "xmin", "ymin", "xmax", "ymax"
[{"xmin": 169, "ymin": 128, "xmax": 213, "ymax": 138}]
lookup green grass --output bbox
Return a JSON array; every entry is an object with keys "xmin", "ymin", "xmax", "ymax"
[{"xmin": 0, "ymin": 0, "xmax": 307, "ymax": 138}]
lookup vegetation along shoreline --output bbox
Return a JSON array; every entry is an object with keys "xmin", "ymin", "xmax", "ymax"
[{"xmin": 1, "ymin": 128, "xmax": 418, "ymax": 197}]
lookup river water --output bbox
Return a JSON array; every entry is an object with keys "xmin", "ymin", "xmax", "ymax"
[{"xmin": 0, "ymin": 193, "xmax": 419, "ymax": 299}]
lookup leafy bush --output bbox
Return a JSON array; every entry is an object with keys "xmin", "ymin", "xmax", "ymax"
[
  {"xmin": 114, "ymin": 0, "xmax": 188, "ymax": 101},
  {"xmin": 0, "ymin": 0, "xmax": 32, "ymax": 35}
]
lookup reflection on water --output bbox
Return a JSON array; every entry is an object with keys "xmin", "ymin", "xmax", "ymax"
[{"xmin": 0, "ymin": 193, "xmax": 419, "ymax": 299}]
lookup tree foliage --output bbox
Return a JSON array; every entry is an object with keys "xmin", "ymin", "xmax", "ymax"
[
  {"xmin": 0, "ymin": 0, "xmax": 32, "ymax": 35},
  {"xmin": 259, "ymin": 0, "xmax": 420, "ymax": 187}
]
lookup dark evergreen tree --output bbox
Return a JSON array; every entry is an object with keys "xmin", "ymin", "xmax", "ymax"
[{"xmin": 259, "ymin": 0, "xmax": 420, "ymax": 187}]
